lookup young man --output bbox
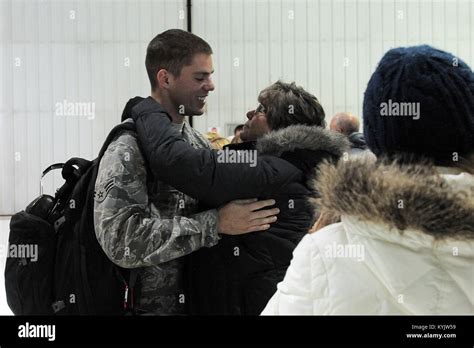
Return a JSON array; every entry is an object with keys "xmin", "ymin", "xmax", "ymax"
[{"xmin": 94, "ymin": 29, "xmax": 282, "ymax": 315}]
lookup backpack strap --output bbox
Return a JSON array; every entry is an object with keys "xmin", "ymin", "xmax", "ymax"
[
  {"xmin": 98, "ymin": 119, "xmax": 136, "ymax": 159},
  {"xmin": 42, "ymin": 163, "xmax": 65, "ymax": 178},
  {"xmin": 53, "ymin": 121, "xmax": 136, "ymax": 202},
  {"xmin": 51, "ymin": 157, "xmax": 93, "ymax": 204},
  {"xmin": 62, "ymin": 158, "xmax": 91, "ymax": 183},
  {"xmin": 127, "ymin": 269, "xmax": 139, "ymax": 314},
  {"xmin": 40, "ymin": 163, "xmax": 65, "ymax": 195}
]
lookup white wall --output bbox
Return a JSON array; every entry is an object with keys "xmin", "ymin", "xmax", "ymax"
[
  {"xmin": 0, "ymin": 0, "xmax": 473, "ymax": 214},
  {"xmin": 0, "ymin": 0, "xmax": 186, "ymax": 214},
  {"xmin": 192, "ymin": 0, "xmax": 473, "ymax": 134}
]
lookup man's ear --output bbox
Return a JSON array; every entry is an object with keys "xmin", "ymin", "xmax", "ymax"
[{"xmin": 156, "ymin": 69, "xmax": 170, "ymax": 89}]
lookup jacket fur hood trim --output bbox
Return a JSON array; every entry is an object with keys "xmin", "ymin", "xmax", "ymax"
[
  {"xmin": 311, "ymin": 158, "xmax": 474, "ymax": 240},
  {"xmin": 256, "ymin": 125, "xmax": 350, "ymax": 157}
]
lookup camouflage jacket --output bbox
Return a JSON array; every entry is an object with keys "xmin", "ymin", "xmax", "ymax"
[{"xmin": 94, "ymin": 120, "xmax": 220, "ymax": 315}]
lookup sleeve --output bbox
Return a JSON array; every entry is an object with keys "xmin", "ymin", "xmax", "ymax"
[
  {"xmin": 93, "ymin": 133, "xmax": 220, "ymax": 269},
  {"xmin": 131, "ymin": 107, "xmax": 301, "ymax": 208},
  {"xmin": 261, "ymin": 234, "xmax": 326, "ymax": 315}
]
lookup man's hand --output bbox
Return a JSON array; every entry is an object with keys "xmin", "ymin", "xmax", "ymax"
[{"xmin": 217, "ymin": 199, "xmax": 280, "ymax": 235}]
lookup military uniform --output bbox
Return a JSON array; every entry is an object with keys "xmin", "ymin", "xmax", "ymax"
[{"xmin": 94, "ymin": 120, "xmax": 219, "ymax": 315}]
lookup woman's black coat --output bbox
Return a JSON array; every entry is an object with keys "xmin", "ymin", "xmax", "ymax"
[{"xmin": 131, "ymin": 97, "xmax": 349, "ymax": 314}]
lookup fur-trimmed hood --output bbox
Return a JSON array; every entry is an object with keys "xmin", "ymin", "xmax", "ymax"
[
  {"xmin": 312, "ymin": 158, "xmax": 474, "ymax": 240},
  {"xmin": 256, "ymin": 125, "xmax": 350, "ymax": 157}
]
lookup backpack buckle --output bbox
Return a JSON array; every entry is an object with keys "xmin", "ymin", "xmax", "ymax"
[
  {"xmin": 51, "ymin": 300, "xmax": 66, "ymax": 313},
  {"xmin": 53, "ymin": 216, "xmax": 66, "ymax": 232}
]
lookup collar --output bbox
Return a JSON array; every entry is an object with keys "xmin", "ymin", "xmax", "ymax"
[
  {"xmin": 256, "ymin": 124, "xmax": 350, "ymax": 157},
  {"xmin": 312, "ymin": 158, "xmax": 474, "ymax": 240}
]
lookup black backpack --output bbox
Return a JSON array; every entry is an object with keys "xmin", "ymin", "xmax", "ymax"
[{"xmin": 5, "ymin": 120, "xmax": 140, "ymax": 315}]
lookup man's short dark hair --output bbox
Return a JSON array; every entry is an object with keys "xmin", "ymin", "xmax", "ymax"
[
  {"xmin": 145, "ymin": 29, "xmax": 213, "ymax": 91},
  {"xmin": 258, "ymin": 81, "xmax": 326, "ymax": 130},
  {"xmin": 234, "ymin": 124, "xmax": 244, "ymax": 134}
]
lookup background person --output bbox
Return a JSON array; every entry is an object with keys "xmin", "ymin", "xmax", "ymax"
[
  {"xmin": 205, "ymin": 128, "xmax": 230, "ymax": 149},
  {"xmin": 329, "ymin": 112, "xmax": 374, "ymax": 158},
  {"xmin": 228, "ymin": 124, "xmax": 244, "ymax": 144}
]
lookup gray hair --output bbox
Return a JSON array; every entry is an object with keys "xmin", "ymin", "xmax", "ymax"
[{"xmin": 258, "ymin": 81, "xmax": 326, "ymax": 130}]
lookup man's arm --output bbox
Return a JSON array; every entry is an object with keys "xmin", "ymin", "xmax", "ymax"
[
  {"xmin": 94, "ymin": 133, "xmax": 279, "ymax": 268},
  {"xmin": 131, "ymin": 97, "xmax": 301, "ymax": 208},
  {"xmin": 94, "ymin": 133, "xmax": 221, "ymax": 267}
]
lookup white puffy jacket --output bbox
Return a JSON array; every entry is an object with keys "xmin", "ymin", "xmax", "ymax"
[{"xmin": 262, "ymin": 159, "xmax": 474, "ymax": 315}]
